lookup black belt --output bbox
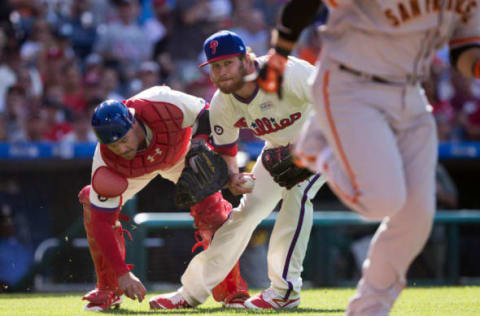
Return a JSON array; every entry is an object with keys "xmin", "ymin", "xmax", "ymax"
[{"xmin": 339, "ymin": 64, "xmax": 392, "ymax": 84}]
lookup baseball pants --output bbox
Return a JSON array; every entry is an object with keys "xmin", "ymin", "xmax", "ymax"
[
  {"xmin": 180, "ymin": 153, "xmax": 325, "ymax": 304},
  {"xmin": 310, "ymin": 58, "xmax": 437, "ymax": 290}
]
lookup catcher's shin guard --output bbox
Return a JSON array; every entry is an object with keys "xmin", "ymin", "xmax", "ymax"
[
  {"xmin": 79, "ymin": 185, "xmax": 122, "ymax": 293},
  {"xmin": 190, "ymin": 192, "xmax": 250, "ymax": 304}
]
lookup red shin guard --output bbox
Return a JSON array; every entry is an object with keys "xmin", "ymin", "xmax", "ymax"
[{"xmin": 190, "ymin": 192, "xmax": 250, "ymax": 303}]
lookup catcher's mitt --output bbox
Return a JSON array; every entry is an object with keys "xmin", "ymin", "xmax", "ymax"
[
  {"xmin": 175, "ymin": 139, "xmax": 229, "ymax": 209},
  {"xmin": 262, "ymin": 145, "xmax": 314, "ymax": 189}
]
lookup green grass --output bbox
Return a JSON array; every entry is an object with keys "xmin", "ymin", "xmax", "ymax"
[{"xmin": 1, "ymin": 287, "xmax": 480, "ymax": 315}]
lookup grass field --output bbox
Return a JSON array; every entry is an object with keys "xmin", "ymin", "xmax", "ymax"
[{"xmin": 1, "ymin": 286, "xmax": 480, "ymax": 316}]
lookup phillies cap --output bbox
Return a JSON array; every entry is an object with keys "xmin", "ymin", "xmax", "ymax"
[{"xmin": 199, "ymin": 30, "xmax": 246, "ymax": 67}]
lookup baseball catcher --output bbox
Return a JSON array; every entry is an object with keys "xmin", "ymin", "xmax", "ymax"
[{"xmin": 79, "ymin": 87, "xmax": 249, "ymax": 312}]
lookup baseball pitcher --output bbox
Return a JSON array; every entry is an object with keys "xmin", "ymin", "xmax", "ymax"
[
  {"xmin": 257, "ymin": 0, "xmax": 480, "ymax": 315},
  {"xmin": 150, "ymin": 30, "xmax": 326, "ymax": 310},
  {"xmin": 79, "ymin": 86, "xmax": 249, "ymax": 311}
]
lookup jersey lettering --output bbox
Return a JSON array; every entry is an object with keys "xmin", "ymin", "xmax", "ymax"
[
  {"xmin": 383, "ymin": 0, "xmax": 477, "ymax": 26},
  {"xmin": 249, "ymin": 112, "xmax": 301, "ymax": 137}
]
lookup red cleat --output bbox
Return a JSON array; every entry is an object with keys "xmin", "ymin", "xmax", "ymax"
[
  {"xmin": 244, "ymin": 288, "xmax": 300, "ymax": 310},
  {"xmin": 149, "ymin": 291, "xmax": 192, "ymax": 310},
  {"xmin": 82, "ymin": 288, "xmax": 123, "ymax": 311}
]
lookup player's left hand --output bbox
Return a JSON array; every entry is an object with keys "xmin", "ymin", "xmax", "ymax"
[
  {"xmin": 257, "ymin": 49, "xmax": 288, "ymax": 99},
  {"xmin": 118, "ymin": 272, "xmax": 147, "ymax": 302}
]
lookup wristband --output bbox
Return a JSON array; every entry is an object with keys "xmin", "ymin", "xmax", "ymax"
[
  {"xmin": 274, "ymin": 46, "xmax": 291, "ymax": 58},
  {"xmin": 473, "ymin": 59, "xmax": 480, "ymax": 79}
]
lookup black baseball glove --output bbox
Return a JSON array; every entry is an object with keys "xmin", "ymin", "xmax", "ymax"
[
  {"xmin": 175, "ymin": 139, "xmax": 229, "ymax": 209},
  {"xmin": 262, "ymin": 145, "xmax": 314, "ymax": 189}
]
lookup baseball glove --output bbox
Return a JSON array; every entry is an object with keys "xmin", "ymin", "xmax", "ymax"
[
  {"xmin": 175, "ymin": 139, "xmax": 229, "ymax": 209},
  {"xmin": 262, "ymin": 145, "xmax": 314, "ymax": 189}
]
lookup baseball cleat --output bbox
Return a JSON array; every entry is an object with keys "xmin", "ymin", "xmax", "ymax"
[
  {"xmin": 345, "ymin": 278, "xmax": 404, "ymax": 316},
  {"xmin": 149, "ymin": 291, "xmax": 192, "ymax": 310},
  {"xmin": 244, "ymin": 288, "xmax": 300, "ymax": 310},
  {"xmin": 222, "ymin": 291, "xmax": 250, "ymax": 309},
  {"xmin": 82, "ymin": 288, "xmax": 123, "ymax": 311}
]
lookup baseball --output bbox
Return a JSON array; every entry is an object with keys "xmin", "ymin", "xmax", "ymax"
[{"xmin": 240, "ymin": 176, "xmax": 255, "ymax": 190}]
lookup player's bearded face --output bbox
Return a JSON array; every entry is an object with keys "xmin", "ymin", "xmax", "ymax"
[{"xmin": 210, "ymin": 57, "xmax": 247, "ymax": 94}]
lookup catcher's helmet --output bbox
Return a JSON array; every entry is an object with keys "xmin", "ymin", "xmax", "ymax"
[{"xmin": 91, "ymin": 100, "xmax": 135, "ymax": 144}]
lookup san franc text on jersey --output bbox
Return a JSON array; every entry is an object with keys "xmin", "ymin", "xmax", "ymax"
[
  {"xmin": 235, "ymin": 112, "xmax": 301, "ymax": 137},
  {"xmin": 384, "ymin": 0, "xmax": 477, "ymax": 26}
]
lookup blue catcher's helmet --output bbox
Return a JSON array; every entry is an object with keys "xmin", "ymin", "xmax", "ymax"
[{"xmin": 91, "ymin": 100, "xmax": 135, "ymax": 144}]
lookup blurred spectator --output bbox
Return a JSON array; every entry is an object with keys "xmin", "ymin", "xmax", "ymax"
[
  {"xmin": 129, "ymin": 60, "xmax": 161, "ymax": 94},
  {"xmin": 5, "ymin": 85, "xmax": 29, "ymax": 142},
  {"xmin": 83, "ymin": 70, "xmax": 107, "ymax": 105},
  {"xmin": 41, "ymin": 98, "xmax": 72, "ymax": 142},
  {"xmin": 424, "ymin": 73, "xmax": 461, "ymax": 142},
  {"xmin": 0, "ymin": 206, "xmax": 33, "ymax": 291},
  {"xmin": 462, "ymin": 100, "xmax": 480, "ymax": 141},
  {"xmin": 83, "ymin": 52, "xmax": 103, "ymax": 76},
  {"xmin": 147, "ymin": 0, "xmax": 175, "ymax": 82},
  {"xmin": 15, "ymin": 63, "xmax": 43, "ymax": 104},
  {"xmin": 252, "ymin": 0, "xmax": 284, "ymax": 28},
  {"xmin": 169, "ymin": 0, "xmax": 231, "ymax": 83},
  {"xmin": 23, "ymin": 111, "xmax": 47, "ymax": 142},
  {"xmin": 231, "ymin": 8, "xmax": 269, "ymax": 56},
  {"xmin": 0, "ymin": 113, "xmax": 7, "ymax": 141},
  {"xmin": 20, "ymin": 17, "xmax": 55, "ymax": 74},
  {"xmin": 143, "ymin": 0, "xmax": 171, "ymax": 46},
  {"xmin": 94, "ymin": 0, "xmax": 152, "ymax": 79},
  {"xmin": 57, "ymin": 0, "xmax": 98, "ymax": 59},
  {"xmin": 185, "ymin": 75, "xmax": 216, "ymax": 101},
  {"xmin": 102, "ymin": 66, "xmax": 124, "ymax": 100},
  {"xmin": 61, "ymin": 111, "xmax": 96, "ymax": 142},
  {"xmin": 0, "ymin": 47, "xmax": 21, "ymax": 112},
  {"xmin": 61, "ymin": 61, "xmax": 87, "ymax": 112}
]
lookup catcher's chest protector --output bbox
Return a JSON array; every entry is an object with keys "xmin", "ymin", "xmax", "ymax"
[{"xmin": 100, "ymin": 100, "xmax": 192, "ymax": 178}]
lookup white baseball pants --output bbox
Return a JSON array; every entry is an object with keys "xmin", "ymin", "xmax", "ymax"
[
  {"xmin": 309, "ymin": 58, "xmax": 437, "ymax": 291},
  {"xmin": 180, "ymin": 153, "xmax": 325, "ymax": 304}
]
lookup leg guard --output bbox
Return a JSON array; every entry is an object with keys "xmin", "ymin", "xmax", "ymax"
[
  {"xmin": 190, "ymin": 192, "xmax": 250, "ymax": 303},
  {"xmin": 79, "ymin": 185, "xmax": 123, "ymax": 294}
]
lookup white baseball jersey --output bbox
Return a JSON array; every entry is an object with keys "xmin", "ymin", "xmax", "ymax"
[
  {"xmin": 210, "ymin": 56, "xmax": 314, "ymax": 150},
  {"xmin": 321, "ymin": 0, "xmax": 480, "ymax": 79},
  {"xmin": 180, "ymin": 55, "xmax": 326, "ymax": 303},
  {"xmin": 89, "ymin": 86, "xmax": 206, "ymax": 211}
]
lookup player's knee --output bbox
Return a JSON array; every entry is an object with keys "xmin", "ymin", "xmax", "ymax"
[
  {"xmin": 78, "ymin": 185, "xmax": 91, "ymax": 205},
  {"xmin": 360, "ymin": 188, "xmax": 407, "ymax": 220}
]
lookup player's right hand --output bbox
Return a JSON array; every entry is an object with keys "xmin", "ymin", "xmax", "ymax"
[
  {"xmin": 118, "ymin": 272, "xmax": 147, "ymax": 302},
  {"xmin": 257, "ymin": 49, "xmax": 288, "ymax": 99},
  {"xmin": 228, "ymin": 173, "xmax": 256, "ymax": 195}
]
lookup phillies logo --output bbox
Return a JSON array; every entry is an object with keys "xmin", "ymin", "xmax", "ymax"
[{"xmin": 210, "ymin": 40, "xmax": 219, "ymax": 55}]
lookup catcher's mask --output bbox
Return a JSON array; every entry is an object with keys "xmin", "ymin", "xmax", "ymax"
[{"xmin": 91, "ymin": 99, "xmax": 135, "ymax": 144}]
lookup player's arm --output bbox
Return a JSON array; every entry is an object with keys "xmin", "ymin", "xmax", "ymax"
[
  {"xmin": 453, "ymin": 47, "xmax": 480, "ymax": 79},
  {"xmin": 209, "ymin": 95, "xmax": 254, "ymax": 195},
  {"xmin": 449, "ymin": 8, "xmax": 480, "ymax": 80},
  {"xmin": 257, "ymin": 0, "xmax": 322, "ymax": 96},
  {"xmin": 84, "ymin": 154, "xmax": 146, "ymax": 301}
]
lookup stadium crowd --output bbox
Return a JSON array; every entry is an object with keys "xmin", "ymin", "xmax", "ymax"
[
  {"xmin": 1, "ymin": 0, "xmax": 478, "ymax": 145},
  {"xmin": 1, "ymin": 0, "xmax": 480, "ymax": 292}
]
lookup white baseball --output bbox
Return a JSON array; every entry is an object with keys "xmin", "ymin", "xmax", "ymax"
[{"xmin": 240, "ymin": 176, "xmax": 255, "ymax": 190}]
